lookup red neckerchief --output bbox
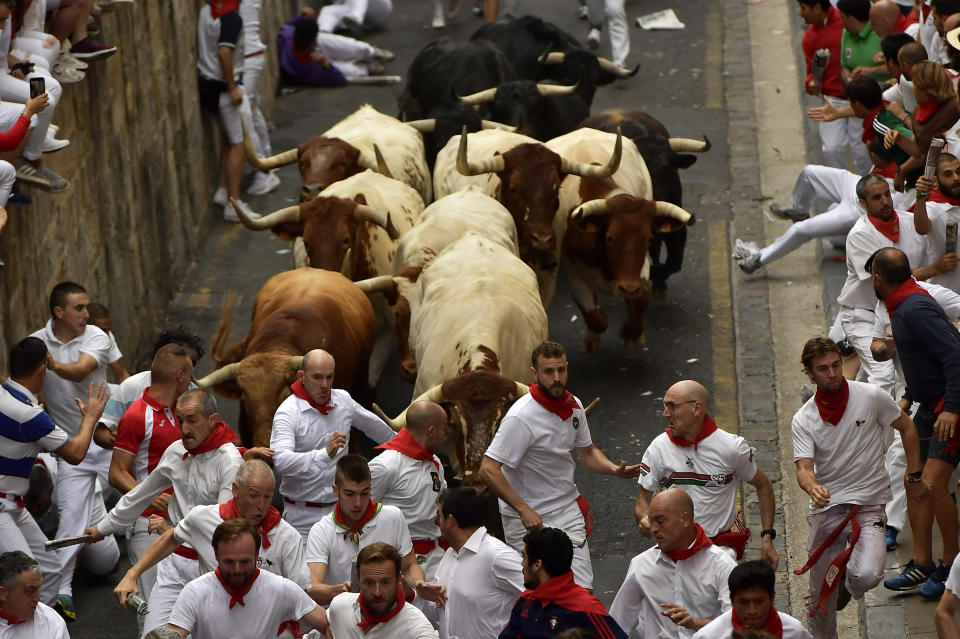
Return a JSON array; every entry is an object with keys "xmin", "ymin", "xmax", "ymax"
[
  {"xmin": 375, "ymin": 428, "xmax": 438, "ymax": 471},
  {"xmin": 357, "ymin": 585, "xmax": 405, "ymax": 632},
  {"xmin": 892, "ymin": 13, "xmax": 913, "ymax": 32},
  {"xmin": 0, "ymin": 609, "xmax": 23, "ymax": 625},
  {"xmin": 182, "ymin": 421, "xmax": 238, "ymax": 459},
  {"xmin": 528, "ymin": 382, "xmax": 581, "ymax": 421},
  {"xmin": 215, "ymin": 567, "xmax": 260, "ymax": 609},
  {"xmin": 867, "ymin": 211, "xmax": 900, "ymax": 242},
  {"xmin": 333, "ymin": 500, "xmax": 381, "ymax": 544},
  {"xmin": 290, "ymin": 379, "xmax": 334, "ymax": 415},
  {"xmin": 732, "ymin": 605, "xmax": 783, "ymax": 639},
  {"xmin": 914, "ymin": 99, "xmax": 940, "ymax": 124},
  {"xmin": 219, "ymin": 498, "xmax": 283, "ymax": 549},
  {"xmin": 277, "ymin": 620, "xmax": 302, "ymax": 638},
  {"xmin": 928, "ymin": 188, "xmax": 960, "ymax": 206},
  {"xmin": 519, "ymin": 571, "xmax": 610, "ymax": 615},
  {"xmin": 861, "ymin": 105, "xmax": 883, "ymax": 143},
  {"xmin": 208, "ymin": 0, "xmax": 239, "ymax": 19},
  {"xmin": 814, "ymin": 378, "xmax": 849, "ymax": 426},
  {"xmin": 871, "ymin": 162, "xmax": 898, "ymax": 179},
  {"xmin": 664, "ymin": 523, "xmax": 714, "ymax": 561},
  {"xmin": 923, "ymin": 2, "xmax": 932, "ymax": 23},
  {"xmin": 885, "ymin": 277, "xmax": 934, "ymax": 316},
  {"xmin": 665, "ymin": 414, "xmax": 719, "ymax": 452},
  {"xmin": 292, "ymin": 42, "xmax": 312, "ymax": 64}
]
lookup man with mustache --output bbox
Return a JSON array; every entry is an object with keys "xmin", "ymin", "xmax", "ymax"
[
  {"xmin": 480, "ymin": 341, "xmax": 641, "ymax": 590},
  {"xmin": 0, "ymin": 550, "xmax": 68, "ymax": 638}
]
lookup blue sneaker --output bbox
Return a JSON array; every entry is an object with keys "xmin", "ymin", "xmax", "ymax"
[
  {"xmin": 54, "ymin": 594, "xmax": 76, "ymax": 622},
  {"xmin": 886, "ymin": 525, "xmax": 899, "ymax": 551},
  {"xmin": 920, "ymin": 560, "xmax": 950, "ymax": 600},
  {"xmin": 7, "ymin": 187, "xmax": 30, "ymax": 205},
  {"xmin": 884, "ymin": 559, "xmax": 935, "ymax": 591}
]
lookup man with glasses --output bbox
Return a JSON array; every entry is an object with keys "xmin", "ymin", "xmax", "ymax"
[{"xmin": 634, "ymin": 379, "xmax": 779, "ymax": 568}]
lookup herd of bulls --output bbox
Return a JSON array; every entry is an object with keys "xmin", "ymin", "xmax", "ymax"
[{"xmin": 193, "ymin": 15, "xmax": 712, "ymax": 487}]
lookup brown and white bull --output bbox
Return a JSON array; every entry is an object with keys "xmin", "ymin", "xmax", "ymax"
[
  {"xmin": 545, "ymin": 128, "xmax": 696, "ymax": 351},
  {"xmin": 432, "ymin": 128, "xmax": 620, "ymax": 306},
  {"xmin": 243, "ymin": 104, "xmax": 433, "ymax": 203},
  {"xmin": 377, "ymin": 233, "xmax": 547, "ymax": 485},
  {"xmin": 229, "ymin": 170, "xmax": 424, "ymax": 390},
  {"xmin": 195, "ymin": 268, "xmax": 382, "ymax": 447}
]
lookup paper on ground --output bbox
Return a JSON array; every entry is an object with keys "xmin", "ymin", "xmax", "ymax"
[{"xmin": 637, "ymin": 9, "xmax": 685, "ymax": 30}]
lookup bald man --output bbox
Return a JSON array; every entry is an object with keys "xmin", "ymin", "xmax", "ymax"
[
  {"xmin": 370, "ymin": 401, "xmax": 449, "ymax": 581},
  {"xmin": 270, "ymin": 349, "xmax": 396, "ymax": 539},
  {"xmin": 870, "ymin": 0, "xmax": 919, "ymax": 37},
  {"xmin": 611, "ymin": 488, "xmax": 736, "ymax": 638},
  {"xmin": 635, "ymin": 380, "xmax": 779, "ymax": 568}
]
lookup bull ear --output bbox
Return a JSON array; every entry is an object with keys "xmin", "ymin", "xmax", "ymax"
[
  {"xmin": 669, "ymin": 153, "xmax": 698, "ymax": 170},
  {"xmin": 653, "ymin": 217, "xmax": 688, "ymax": 234},
  {"xmin": 211, "ymin": 380, "xmax": 243, "ymax": 400},
  {"xmin": 353, "ymin": 193, "xmax": 368, "ymax": 205}
]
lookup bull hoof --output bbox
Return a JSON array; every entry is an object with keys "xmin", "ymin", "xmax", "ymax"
[
  {"xmin": 581, "ymin": 332, "xmax": 603, "ymax": 352},
  {"xmin": 583, "ymin": 308, "xmax": 608, "ymax": 334}
]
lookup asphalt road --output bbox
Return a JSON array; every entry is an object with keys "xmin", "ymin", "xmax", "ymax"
[{"xmin": 69, "ymin": 0, "xmax": 734, "ymax": 635}]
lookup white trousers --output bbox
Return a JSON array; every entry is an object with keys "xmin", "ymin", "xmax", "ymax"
[
  {"xmin": 0, "ymin": 67, "xmax": 60, "ymax": 161},
  {"xmin": 127, "ymin": 516, "xmax": 160, "ymax": 636},
  {"xmin": 838, "ymin": 307, "xmax": 898, "ymax": 397},
  {"xmin": 790, "ymin": 165, "xmax": 862, "ymax": 212},
  {"xmin": 502, "ymin": 500, "xmax": 594, "ymax": 590},
  {"xmin": 817, "ymin": 98, "xmax": 872, "ymax": 174},
  {"xmin": 760, "ymin": 202, "xmax": 861, "ymax": 266},
  {"xmin": 805, "ymin": 504, "xmax": 886, "ymax": 639},
  {"xmin": 11, "ymin": 30, "xmax": 60, "ymax": 70},
  {"xmin": 585, "ymin": 0, "xmax": 629, "ymax": 66},
  {"xmin": 413, "ymin": 544, "xmax": 444, "ymax": 582},
  {"xmin": 142, "ymin": 552, "xmax": 201, "ymax": 638},
  {"xmin": 242, "ymin": 54, "xmax": 271, "ymax": 159},
  {"xmin": 317, "ymin": 0, "xmax": 392, "ymax": 32},
  {"xmin": 315, "ymin": 32, "xmax": 373, "ymax": 78},
  {"xmin": 0, "ymin": 498, "xmax": 62, "ymax": 604},
  {"xmin": 0, "ymin": 160, "xmax": 15, "ymax": 204},
  {"xmin": 885, "ymin": 431, "xmax": 907, "ymax": 532},
  {"xmin": 282, "ymin": 500, "xmax": 335, "ymax": 542}
]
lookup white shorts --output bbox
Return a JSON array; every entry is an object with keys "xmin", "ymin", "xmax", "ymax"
[{"xmin": 217, "ymin": 87, "xmax": 254, "ymax": 145}]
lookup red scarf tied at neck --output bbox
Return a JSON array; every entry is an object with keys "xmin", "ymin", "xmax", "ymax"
[
  {"xmin": 182, "ymin": 421, "xmax": 238, "ymax": 459},
  {"xmin": 528, "ymin": 382, "xmax": 581, "ymax": 421},
  {"xmin": 927, "ymin": 188, "xmax": 960, "ymax": 207},
  {"xmin": 885, "ymin": 277, "xmax": 934, "ymax": 317},
  {"xmin": 868, "ymin": 211, "xmax": 900, "ymax": 242},
  {"xmin": 664, "ymin": 523, "xmax": 714, "ymax": 561},
  {"xmin": 665, "ymin": 414, "xmax": 719, "ymax": 452},
  {"xmin": 215, "ymin": 567, "xmax": 260, "ymax": 609},
  {"xmin": 914, "ymin": 99, "xmax": 940, "ymax": 124},
  {"xmin": 375, "ymin": 428, "xmax": 439, "ymax": 471},
  {"xmin": 357, "ymin": 585, "xmax": 405, "ymax": 632},
  {"xmin": 219, "ymin": 498, "xmax": 282, "ymax": 549},
  {"xmin": 334, "ymin": 500, "xmax": 381, "ymax": 544},
  {"xmin": 519, "ymin": 571, "xmax": 610, "ymax": 615},
  {"xmin": 0, "ymin": 610, "xmax": 23, "ymax": 625},
  {"xmin": 815, "ymin": 378, "xmax": 849, "ymax": 426},
  {"xmin": 732, "ymin": 605, "xmax": 784, "ymax": 639},
  {"xmin": 861, "ymin": 105, "xmax": 883, "ymax": 143},
  {"xmin": 209, "ymin": 0, "xmax": 239, "ymax": 19},
  {"xmin": 291, "ymin": 379, "xmax": 334, "ymax": 415}
]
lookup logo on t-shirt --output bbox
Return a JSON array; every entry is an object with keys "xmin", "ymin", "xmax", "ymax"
[
  {"xmin": 572, "ymin": 417, "xmax": 580, "ymax": 430},
  {"xmin": 549, "ymin": 617, "xmax": 559, "ymax": 630},
  {"xmin": 685, "ymin": 457, "xmax": 695, "ymax": 470},
  {"xmin": 845, "ymin": 47, "xmax": 852, "ymax": 60},
  {"xmin": 855, "ymin": 419, "xmax": 866, "ymax": 428},
  {"xmin": 430, "ymin": 471, "xmax": 441, "ymax": 492}
]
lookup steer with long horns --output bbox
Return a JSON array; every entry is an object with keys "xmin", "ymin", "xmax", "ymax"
[{"xmin": 458, "ymin": 80, "xmax": 588, "ymax": 142}]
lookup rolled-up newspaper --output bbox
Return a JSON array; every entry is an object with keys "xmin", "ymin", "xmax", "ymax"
[
  {"xmin": 947, "ymin": 219, "xmax": 958, "ymax": 255},
  {"xmin": 812, "ymin": 48, "xmax": 830, "ymax": 87},
  {"xmin": 126, "ymin": 593, "xmax": 150, "ymax": 616},
  {"xmin": 43, "ymin": 535, "xmax": 93, "ymax": 551},
  {"xmin": 918, "ymin": 138, "xmax": 947, "ymax": 202}
]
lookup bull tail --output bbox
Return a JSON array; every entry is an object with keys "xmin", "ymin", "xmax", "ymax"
[{"xmin": 211, "ymin": 292, "xmax": 239, "ymax": 366}]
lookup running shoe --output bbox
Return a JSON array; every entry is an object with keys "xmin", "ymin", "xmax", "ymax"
[{"xmin": 884, "ymin": 559, "xmax": 935, "ymax": 591}]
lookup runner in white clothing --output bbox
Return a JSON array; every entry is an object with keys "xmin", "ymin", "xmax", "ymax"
[
  {"xmin": 635, "ymin": 379, "xmax": 779, "ymax": 567},
  {"xmin": 271, "ymin": 349, "xmax": 396, "ymax": 539},
  {"xmin": 165, "ymin": 519, "xmax": 328, "ymax": 639},
  {"xmin": 480, "ymin": 341, "xmax": 641, "ymax": 590},
  {"xmin": 370, "ymin": 400, "xmax": 448, "ymax": 580},
  {"xmin": 0, "ymin": 551, "xmax": 68, "ymax": 639},
  {"xmin": 935, "ymin": 553, "xmax": 960, "ymax": 637},
  {"xmin": 792, "ymin": 337, "xmax": 924, "ymax": 639},
  {"xmin": 913, "ymin": 154, "xmax": 960, "ymax": 293}
]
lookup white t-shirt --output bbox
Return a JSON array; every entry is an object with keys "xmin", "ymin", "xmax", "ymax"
[
  {"xmin": 433, "ymin": 527, "xmax": 523, "ymax": 639},
  {"xmin": 327, "ymin": 592, "xmax": 438, "ymax": 639},
  {"xmin": 370, "ymin": 448, "xmax": 446, "ymax": 540},
  {"xmin": 692, "ymin": 609, "xmax": 812, "ymax": 639},
  {"xmin": 168, "ymin": 569, "xmax": 316, "ymax": 639},
  {"xmin": 792, "ymin": 380, "xmax": 901, "ymax": 513},
  {"xmin": 484, "ymin": 393, "xmax": 592, "ymax": 515},
  {"xmin": 0, "ymin": 602, "xmax": 68, "ymax": 639},
  {"xmin": 305, "ymin": 504, "xmax": 413, "ymax": 586},
  {"xmin": 271, "ymin": 389, "xmax": 396, "ymax": 504},
  {"xmin": 918, "ymin": 201, "xmax": 960, "ymax": 293},
  {"xmin": 100, "ymin": 370, "xmax": 151, "ymax": 431},
  {"xmin": 104, "ymin": 332, "xmax": 123, "ymax": 365},
  {"xmin": 945, "ymin": 553, "xmax": 960, "ymax": 595},
  {"xmin": 0, "ymin": 380, "xmax": 68, "ymax": 496},
  {"xmin": 174, "ymin": 502, "xmax": 310, "ymax": 588},
  {"xmin": 638, "ymin": 427, "xmax": 757, "ymax": 537},
  {"xmin": 838, "ymin": 212, "xmax": 931, "ymax": 311},
  {"xmin": 883, "ymin": 74, "xmax": 917, "ymax": 115},
  {"xmin": 238, "ymin": 0, "xmax": 266, "ymax": 56},
  {"xmin": 610, "ymin": 544, "xmax": 735, "ymax": 639},
  {"xmin": 196, "ymin": 5, "xmax": 244, "ymax": 83}
]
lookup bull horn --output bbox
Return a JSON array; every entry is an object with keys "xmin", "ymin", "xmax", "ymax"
[
  {"xmin": 354, "ymin": 275, "xmax": 397, "ymax": 295},
  {"xmin": 376, "ymin": 383, "xmax": 447, "ymax": 432},
  {"xmin": 232, "ymin": 201, "xmax": 301, "ymax": 230},
  {"xmin": 538, "ymin": 51, "xmax": 565, "ymax": 65},
  {"xmin": 562, "ymin": 127, "xmax": 622, "ymax": 179},
  {"xmin": 597, "ymin": 56, "xmax": 639, "ymax": 78},
  {"xmin": 340, "ymin": 248, "xmax": 352, "ymax": 278},
  {"xmin": 242, "ymin": 121, "xmax": 299, "ymax": 170},
  {"xmin": 583, "ymin": 397, "xmax": 599, "ymax": 416},
  {"xmin": 372, "ymin": 403, "xmax": 402, "ymax": 431},
  {"xmin": 669, "ymin": 136, "xmax": 711, "ymax": 153},
  {"xmin": 536, "ymin": 81, "xmax": 579, "ymax": 97},
  {"xmin": 195, "ymin": 362, "xmax": 243, "ymax": 389},
  {"xmin": 459, "ymin": 87, "xmax": 498, "ymax": 105},
  {"xmin": 513, "ymin": 382, "xmax": 530, "ymax": 398},
  {"xmin": 456, "ymin": 126, "xmax": 506, "ymax": 176},
  {"xmin": 572, "ymin": 198, "xmax": 609, "ymax": 221},
  {"xmin": 480, "ymin": 120, "xmax": 517, "ymax": 132},
  {"xmin": 655, "ymin": 201, "xmax": 696, "ymax": 225},
  {"xmin": 354, "ymin": 204, "xmax": 400, "ymax": 240},
  {"xmin": 405, "ymin": 119, "xmax": 437, "ymax": 132},
  {"xmin": 287, "ymin": 356, "xmax": 304, "ymax": 371},
  {"xmin": 373, "ymin": 145, "xmax": 393, "ymax": 178}
]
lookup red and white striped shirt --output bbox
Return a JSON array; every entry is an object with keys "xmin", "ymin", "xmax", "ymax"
[{"xmin": 114, "ymin": 389, "xmax": 179, "ymax": 517}]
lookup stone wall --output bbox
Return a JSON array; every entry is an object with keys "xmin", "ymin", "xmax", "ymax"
[{"xmin": 0, "ymin": 0, "xmax": 297, "ymax": 371}]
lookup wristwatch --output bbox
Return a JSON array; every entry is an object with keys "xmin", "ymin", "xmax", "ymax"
[
  {"xmin": 761, "ymin": 529, "xmax": 776, "ymax": 540},
  {"xmin": 907, "ymin": 471, "xmax": 923, "ymax": 484}
]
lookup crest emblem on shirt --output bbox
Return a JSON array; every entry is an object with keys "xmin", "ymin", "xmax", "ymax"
[
  {"xmin": 549, "ymin": 617, "xmax": 559, "ymax": 630},
  {"xmin": 685, "ymin": 457, "xmax": 695, "ymax": 470},
  {"xmin": 430, "ymin": 471, "xmax": 441, "ymax": 492},
  {"xmin": 855, "ymin": 419, "xmax": 866, "ymax": 428},
  {"xmin": 845, "ymin": 47, "xmax": 852, "ymax": 59},
  {"xmin": 572, "ymin": 417, "xmax": 580, "ymax": 429}
]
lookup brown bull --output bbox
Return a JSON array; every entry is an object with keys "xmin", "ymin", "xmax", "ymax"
[{"xmin": 195, "ymin": 268, "xmax": 377, "ymax": 447}]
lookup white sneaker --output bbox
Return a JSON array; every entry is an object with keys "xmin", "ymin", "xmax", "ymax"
[
  {"xmin": 586, "ymin": 27, "xmax": 601, "ymax": 49},
  {"xmin": 432, "ymin": 12, "xmax": 445, "ymax": 28},
  {"xmin": 58, "ymin": 51, "xmax": 88, "ymax": 70},
  {"xmin": 223, "ymin": 200, "xmax": 262, "ymax": 222},
  {"xmin": 247, "ymin": 171, "xmax": 280, "ymax": 196},
  {"xmin": 213, "ymin": 186, "xmax": 228, "ymax": 206},
  {"xmin": 42, "ymin": 134, "xmax": 70, "ymax": 153},
  {"xmin": 346, "ymin": 75, "xmax": 402, "ymax": 85},
  {"xmin": 48, "ymin": 124, "xmax": 59, "ymax": 137},
  {"xmin": 53, "ymin": 64, "xmax": 85, "ymax": 83}
]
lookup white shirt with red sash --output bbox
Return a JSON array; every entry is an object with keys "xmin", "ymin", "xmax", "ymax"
[
  {"xmin": 691, "ymin": 607, "xmax": 812, "ymax": 639},
  {"xmin": 0, "ymin": 602, "xmax": 68, "ymax": 639},
  {"xmin": 327, "ymin": 591, "xmax": 438, "ymax": 639},
  {"xmin": 168, "ymin": 569, "xmax": 315, "ymax": 639}
]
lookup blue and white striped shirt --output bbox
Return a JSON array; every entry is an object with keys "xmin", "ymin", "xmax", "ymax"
[{"xmin": 0, "ymin": 379, "xmax": 67, "ymax": 497}]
